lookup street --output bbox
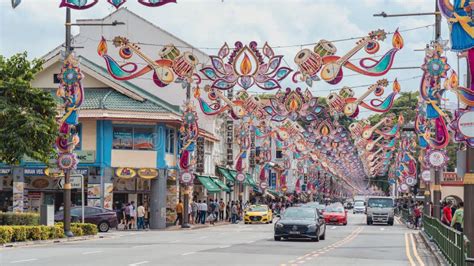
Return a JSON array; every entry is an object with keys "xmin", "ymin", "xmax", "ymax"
[{"xmin": 0, "ymin": 213, "xmax": 437, "ymax": 266}]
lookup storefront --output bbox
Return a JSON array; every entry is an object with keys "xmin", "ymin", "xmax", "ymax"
[{"xmin": 0, "ymin": 168, "xmax": 12, "ymax": 212}]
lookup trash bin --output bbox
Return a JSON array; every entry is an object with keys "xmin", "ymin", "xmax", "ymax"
[{"xmin": 40, "ymin": 204, "xmax": 54, "ymax": 226}]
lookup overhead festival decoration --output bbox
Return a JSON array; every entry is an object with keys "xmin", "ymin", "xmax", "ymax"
[
  {"xmin": 59, "ymin": 0, "xmax": 176, "ymax": 9},
  {"xmin": 178, "ymin": 100, "xmax": 199, "ymax": 185},
  {"xmin": 56, "ymin": 54, "xmax": 84, "ymax": 170},
  {"xmin": 200, "ymin": 42, "xmax": 292, "ymax": 90},
  {"xmin": 98, "ymin": 37, "xmax": 199, "ymax": 90},
  {"xmin": 263, "ymin": 88, "xmax": 323, "ymax": 122}
]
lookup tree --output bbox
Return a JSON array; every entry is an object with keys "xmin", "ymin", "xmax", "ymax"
[
  {"xmin": 367, "ymin": 91, "xmax": 418, "ymax": 125},
  {"xmin": 0, "ymin": 52, "xmax": 58, "ymax": 165}
]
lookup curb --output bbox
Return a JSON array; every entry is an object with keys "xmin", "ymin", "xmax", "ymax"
[
  {"xmin": 1, "ymin": 234, "xmax": 103, "ymax": 249},
  {"xmin": 165, "ymin": 222, "xmax": 231, "ymax": 231},
  {"xmin": 418, "ymin": 230, "xmax": 449, "ymax": 265}
]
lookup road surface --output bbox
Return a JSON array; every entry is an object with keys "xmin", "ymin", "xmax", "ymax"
[{"xmin": 0, "ymin": 213, "xmax": 437, "ymax": 265}]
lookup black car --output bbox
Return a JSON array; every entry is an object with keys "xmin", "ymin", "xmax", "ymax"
[
  {"xmin": 55, "ymin": 206, "xmax": 118, "ymax": 232},
  {"xmin": 274, "ymin": 207, "xmax": 326, "ymax": 241}
]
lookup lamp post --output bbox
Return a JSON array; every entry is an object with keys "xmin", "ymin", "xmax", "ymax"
[{"xmin": 181, "ymin": 81, "xmax": 192, "ymax": 229}]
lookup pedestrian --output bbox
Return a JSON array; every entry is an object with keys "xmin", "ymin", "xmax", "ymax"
[
  {"xmin": 231, "ymin": 202, "xmax": 238, "ymax": 224},
  {"xmin": 451, "ymin": 202, "xmax": 464, "ymax": 232},
  {"xmin": 137, "ymin": 202, "xmax": 145, "ymax": 230},
  {"xmin": 175, "ymin": 200, "xmax": 184, "ymax": 226},
  {"xmin": 191, "ymin": 200, "xmax": 198, "ymax": 225},
  {"xmin": 129, "ymin": 201, "xmax": 136, "ymax": 230},
  {"xmin": 219, "ymin": 199, "xmax": 225, "ymax": 221},
  {"xmin": 237, "ymin": 201, "xmax": 243, "ymax": 221},
  {"xmin": 226, "ymin": 201, "xmax": 231, "ymax": 222},
  {"xmin": 208, "ymin": 199, "xmax": 216, "ymax": 225},
  {"xmin": 197, "ymin": 200, "xmax": 203, "ymax": 224},
  {"xmin": 124, "ymin": 203, "xmax": 131, "ymax": 230},
  {"xmin": 413, "ymin": 203, "xmax": 422, "ymax": 229},
  {"xmin": 442, "ymin": 201, "xmax": 453, "ymax": 226},
  {"xmin": 201, "ymin": 200, "xmax": 208, "ymax": 224}
]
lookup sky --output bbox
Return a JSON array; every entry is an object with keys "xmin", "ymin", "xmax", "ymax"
[{"xmin": 0, "ymin": 0, "xmax": 465, "ymax": 111}]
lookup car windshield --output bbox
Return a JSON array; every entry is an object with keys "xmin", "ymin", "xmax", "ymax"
[
  {"xmin": 248, "ymin": 206, "xmax": 267, "ymax": 212},
  {"xmin": 282, "ymin": 208, "xmax": 316, "ymax": 220},
  {"xmin": 368, "ymin": 198, "xmax": 393, "ymax": 208},
  {"xmin": 325, "ymin": 206, "xmax": 344, "ymax": 213},
  {"xmin": 354, "ymin": 202, "xmax": 365, "ymax": 207}
]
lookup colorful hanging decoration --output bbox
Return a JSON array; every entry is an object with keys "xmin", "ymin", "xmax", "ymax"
[
  {"xmin": 179, "ymin": 100, "xmax": 199, "ymax": 185},
  {"xmin": 60, "ymin": 0, "xmax": 99, "ymax": 9},
  {"xmin": 446, "ymin": 71, "xmax": 474, "ymax": 107},
  {"xmin": 293, "ymin": 40, "xmax": 337, "ymax": 87},
  {"xmin": 138, "ymin": 0, "xmax": 176, "ymax": 7},
  {"xmin": 438, "ymin": 0, "xmax": 474, "ymax": 53},
  {"xmin": 318, "ymin": 29, "xmax": 404, "ymax": 85},
  {"xmin": 200, "ymin": 42, "xmax": 292, "ymax": 90},
  {"xmin": 60, "ymin": 0, "xmax": 176, "ymax": 9},
  {"xmin": 56, "ymin": 54, "xmax": 84, "ymax": 170},
  {"xmin": 108, "ymin": 0, "xmax": 127, "ymax": 8},
  {"xmin": 450, "ymin": 106, "xmax": 474, "ymax": 147},
  {"xmin": 263, "ymin": 87, "xmax": 323, "ymax": 122},
  {"xmin": 11, "ymin": 0, "xmax": 21, "ymax": 8},
  {"xmin": 424, "ymin": 149, "xmax": 449, "ymax": 170},
  {"xmin": 98, "ymin": 37, "xmax": 199, "ymax": 90}
]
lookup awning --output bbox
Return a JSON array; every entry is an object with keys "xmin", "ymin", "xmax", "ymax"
[
  {"xmin": 244, "ymin": 173, "xmax": 258, "ymax": 190},
  {"xmin": 211, "ymin": 177, "xmax": 230, "ymax": 192},
  {"xmin": 228, "ymin": 169, "xmax": 238, "ymax": 181},
  {"xmin": 217, "ymin": 167, "xmax": 235, "ymax": 182},
  {"xmin": 196, "ymin": 175, "xmax": 221, "ymax": 193},
  {"xmin": 267, "ymin": 189, "xmax": 282, "ymax": 198}
]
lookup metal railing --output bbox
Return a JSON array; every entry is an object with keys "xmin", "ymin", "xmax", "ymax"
[{"xmin": 423, "ymin": 215, "xmax": 471, "ymax": 266}]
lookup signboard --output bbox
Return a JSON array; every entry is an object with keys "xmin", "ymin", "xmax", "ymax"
[
  {"xmin": 458, "ymin": 110, "xmax": 474, "ymax": 138},
  {"xmin": 58, "ymin": 174, "xmax": 83, "ymax": 189},
  {"xmin": 115, "ymin": 167, "xmax": 137, "ymax": 178},
  {"xmin": 137, "ymin": 168, "xmax": 158, "ymax": 179},
  {"xmin": 0, "ymin": 168, "xmax": 11, "ymax": 175},
  {"xmin": 236, "ymin": 173, "xmax": 246, "ymax": 182},
  {"xmin": 24, "ymin": 167, "xmax": 88, "ymax": 177},
  {"xmin": 196, "ymin": 137, "xmax": 205, "ymax": 173},
  {"xmin": 249, "ymin": 130, "xmax": 256, "ymax": 168},
  {"xmin": 270, "ymin": 172, "xmax": 277, "ymax": 189},
  {"xmin": 259, "ymin": 181, "xmax": 268, "ymax": 190},
  {"xmin": 421, "ymin": 170, "xmax": 431, "ymax": 182},
  {"xmin": 180, "ymin": 171, "xmax": 194, "ymax": 184},
  {"xmin": 226, "ymin": 119, "xmax": 233, "ymax": 166},
  {"xmin": 23, "ymin": 150, "xmax": 95, "ymax": 164}
]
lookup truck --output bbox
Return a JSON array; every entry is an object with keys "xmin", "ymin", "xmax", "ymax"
[{"xmin": 366, "ymin": 196, "xmax": 395, "ymax": 226}]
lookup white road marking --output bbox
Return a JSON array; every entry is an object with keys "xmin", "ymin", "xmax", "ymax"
[
  {"xmin": 219, "ymin": 245, "xmax": 230, "ymax": 248},
  {"xmin": 380, "ymin": 228, "xmax": 385, "ymax": 231},
  {"xmin": 170, "ymin": 240, "xmax": 181, "ymax": 243},
  {"xmin": 246, "ymin": 240, "xmax": 255, "ymax": 244},
  {"xmin": 331, "ymin": 226, "xmax": 336, "ymax": 230},
  {"xmin": 198, "ymin": 236, "xmax": 208, "ymax": 240},
  {"xmin": 182, "ymin": 252, "xmax": 196, "ymax": 256},
  {"xmin": 82, "ymin": 251, "xmax": 103, "ymax": 255},
  {"xmin": 132, "ymin": 245, "xmax": 150, "ymax": 248},
  {"xmin": 10, "ymin": 259, "xmax": 38, "ymax": 264},
  {"xmin": 129, "ymin": 261, "xmax": 149, "ymax": 266}
]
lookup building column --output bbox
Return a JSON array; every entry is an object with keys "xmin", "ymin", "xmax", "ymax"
[{"xmin": 150, "ymin": 124, "xmax": 167, "ymax": 229}]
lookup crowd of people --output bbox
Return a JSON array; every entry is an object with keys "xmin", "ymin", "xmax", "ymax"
[
  {"xmin": 441, "ymin": 201, "xmax": 464, "ymax": 232},
  {"xmin": 115, "ymin": 201, "xmax": 148, "ymax": 230}
]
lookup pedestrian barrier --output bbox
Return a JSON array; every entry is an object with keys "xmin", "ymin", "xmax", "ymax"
[
  {"xmin": 423, "ymin": 215, "xmax": 471, "ymax": 266},
  {"xmin": 400, "ymin": 208, "xmax": 410, "ymax": 223}
]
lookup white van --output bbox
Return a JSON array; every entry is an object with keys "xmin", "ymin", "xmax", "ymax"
[{"xmin": 366, "ymin": 196, "xmax": 395, "ymax": 225}]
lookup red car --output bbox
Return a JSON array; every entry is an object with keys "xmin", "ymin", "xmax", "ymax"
[{"xmin": 323, "ymin": 205, "xmax": 347, "ymax": 225}]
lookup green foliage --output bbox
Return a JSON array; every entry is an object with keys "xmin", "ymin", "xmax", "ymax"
[
  {"xmin": 0, "ymin": 212, "xmax": 40, "ymax": 225},
  {"xmin": 0, "ymin": 226, "xmax": 13, "ymax": 244},
  {"xmin": 367, "ymin": 91, "xmax": 418, "ymax": 125},
  {"xmin": 0, "ymin": 52, "xmax": 58, "ymax": 165},
  {"xmin": 78, "ymin": 223, "xmax": 98, "ymax": 236},
  {"xmin": 0, "ymin": 223, "xmax": 97, "ymax": 244}
]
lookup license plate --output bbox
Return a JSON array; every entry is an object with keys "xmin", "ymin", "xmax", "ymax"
[
  {"xmin": 289, "ymin": 231, "xmax": 300, "ymax": 235},
  {"xmin": 330, "ymin": 218, "xmax": 338, "ymax": 221}
]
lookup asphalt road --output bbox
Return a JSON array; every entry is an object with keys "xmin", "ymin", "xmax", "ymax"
[{"xmin": 0, "ymin": 213, "xmax": 437, "ymax": 266}]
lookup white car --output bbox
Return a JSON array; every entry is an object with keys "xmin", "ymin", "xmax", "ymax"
[{"xmin": 353, "ymin": 201, "xmax": 365, "ymax": 214}]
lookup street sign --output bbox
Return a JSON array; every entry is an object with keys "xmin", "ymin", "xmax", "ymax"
[
  {"xmin": 259, "ymin": 182, "xmax": 268, "ymax": 190},
  {"xmin": 58, "ymin": 174, "xmax": 83, "ymax": 189}
]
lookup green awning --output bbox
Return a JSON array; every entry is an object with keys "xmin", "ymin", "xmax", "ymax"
[
  {"xmin": 267, "ymin": 189, "xmax": 282, "ymax": 198},
  {"xmin": 197, "ymin": 175, "xmax": 221, "ymax": 193},
  {"xmin": 211, "ymin": 177, "xmax": 230, "ymax": 192},
  {"xmin": 244, "ymin": 173, "xmax": 258, "ymax": 189},
  {"xmin": 228, "ymin": 170, "xmax": 238, "ymax": 180},
  {"xmin": 217, "ymin": 167, "xmax": 235, "ymax": 182}
]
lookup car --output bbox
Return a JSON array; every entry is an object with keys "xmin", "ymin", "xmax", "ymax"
[
  {"xmin": 323, "ymin": 205, "xmax": 347, "ymax": 225},
  {"xmin": 366, "ymin": 196, "xmax": 395, "ymax": 225},
  {"xmin": 55, "ymin": 206, "xmax": 118, "ymax": 232},
  {"xmin": 274, "ymin": 207, "xmax": 326, "ymax": 241},
  {"xmin": 302, "ymin": 202, "xmax": 325, "ymax": 215},
  {"xmin": 244, "ymin": 205, "xmax": 273, "ymax": 224},
  {"xmin": 353, "ymin": 201, "xmax": 366, "ymax": 214}
]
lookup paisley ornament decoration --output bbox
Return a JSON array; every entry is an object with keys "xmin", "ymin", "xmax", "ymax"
[
  {"xmin": 138, "ymin": 0, "xmax": 177, "ymax": 7},
  {"xmin": 59, "ymin": 0, "xmax": 99, "ymax": 9}
]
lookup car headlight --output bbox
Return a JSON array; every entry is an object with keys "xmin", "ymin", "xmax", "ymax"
[
  {"xmin": 307, "ymin": 224, "xmax": 317, "ymax": 230},
  {"xmin": 275, "ymin": 223, "xmax": 284, "ymax": 229}
]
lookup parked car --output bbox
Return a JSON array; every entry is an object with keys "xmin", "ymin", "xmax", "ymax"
[
  {"xmin": 323, "ymin": 205, "xmax": 348, "ymax": 225},
  {"xmin": 274, "ymin": 207, "xmax": 326, "ymax": 241},
  {"xmin": 244, "ymin": 205, "xmax": 273, "ymax": 224},
  {"xmin": 55, "ymin": 206, "xmax": 118, "ymax": 232},
  {"xmin": 353, "ymin": 201, "xmax": 366, "ymax": 214}
]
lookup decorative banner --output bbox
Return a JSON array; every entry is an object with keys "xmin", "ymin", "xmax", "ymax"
[
  {"xmin": 421, "ymin": 169, "xmax": 431, "ymax": 182},
  {"xmin": 195, "ymin": 136, "xmax": 205, "ymax": 173},
  {"xmin": 450, "ymin": 106, "xmax": 474, "ymax": 147},
  {"xmin": 179, "ymin": 100, "xmax": 199, "ymax": 181},
  {"xmin": 318, "ymin": 29, "xmax": 403, "ymax": 85},
  {"xmin": 98, "ymin": 37, "xmax": 199, "ymax": 90},
  {"xmin": 56, "ymin": 54, "xmax": 84, "ymax": 170},
  {"xmin": 180, "ymin": 171, "xmax": 194, "ymax": 185},
  {"xmin": 60, "ymin": 0, "xmax": 176, "ymax": 9},
  {"xmin": 200, "ymin": 41, "xmax": 292, "ymax": 90},
  {"xmin": 11, "ymin": 0, "xmax": 21, "ymax": 8},
  {"xmin": 138, "ymin": 0, "xmax": 176, "ymax": 7},
  {"xmin": 425, "ymin": 149, "xmax": 448, "ymax": 170}
]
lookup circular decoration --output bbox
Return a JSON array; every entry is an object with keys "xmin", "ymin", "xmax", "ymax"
[
  {"xmin": 180, "ymin": 171, "xmax": 194, "ymax": 185},
  {"xmin": 259, "ymin": 182, "xmax": 268, "ymax": 190},
  {"xmin": 458, "ymin": 110, "xmax": 474, "ymax": 138},
  {"xmin": 399, "ymin": 183, "xmax": 409, "ymax": 192},
  {"xmin": 62, "ymin": 69, "xmax": 79, "ymax": 86},
  {"xmin": 421, "ymin": 170, "xmax": 431, "ymax": 182},
  {"xmin": 115, "ymin": 167, "xmax": 137, "ymax": 179},
  {"xmin": 405, "ymin": 176, "xmax": 417, "ymax": 187},
  {"xmin": 425, "ymin": 149, "xmax": 448, "ymax": 170},
  {"xmin": 236, "ymin": 172, "xmax": 246, "ymax": 182},
  {"xmin": 57, "ymin": 153, "xmax": 78, "ymax": 170}
]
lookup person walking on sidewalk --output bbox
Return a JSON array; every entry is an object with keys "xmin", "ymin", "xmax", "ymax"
[
  {"xmin": 191, "ymin": 200, "xmax": 198, "ymax": 225},
  {"xmin": 219, "ymin": 199, "xmax": 225, "ymax": 221},
  {"xmin": 208, "ymin": 199, "xmax": 217, "ymax": 225},
  {"xmin": 175, "ymin": 200, "xmax": 184, "ymax": 226},
  {"xmin": 137, "ymin": 202, "xmax": 145, "ymax": 230},
  {"xmin": 201, "ymin": 200, "xmax": 208, "ymax": 224},
  {"xmin": 231, "ymin": 202, "xmax": 239, "ymax": 224},
  {"xmin": 226, "ymin": 201, "xmax": 231, "ymax": 222},
  {"xmin": 451, "ymin": 202, "xmax": 464, "ymax": 232},
  {"xmin": 442, "ymin": 201, "xmax": 453, "ymax": 226},
  {"xmin": 129, "ymin": 201, "xmax": 137, "ymax": 230}
]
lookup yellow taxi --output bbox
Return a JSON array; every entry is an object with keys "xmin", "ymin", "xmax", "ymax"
[{"xmin": 244, "ymin": 205, "xmax": 273, "ymax": 224}]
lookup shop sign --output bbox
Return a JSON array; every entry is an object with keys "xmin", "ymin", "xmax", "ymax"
[
  {"xmin": 0, "ymin": 168, "xmax": 11, "ymax": 175},
  {"xmin": 115, "ymin": 167, "xmax": 137, "ymax": 179},
  {"xmin": 137, "ymin": 168, "xmax": 158, "ymax": 179},
  {"xmin": 23, "ymin": 150, "xmax": 96, "ymax": 164},
  {"xmin": 24, "ymin": 167, "xmax": 88, "ymax": 177},
  {"xmin": 236, "ymin": 173, "xmax": 246, "ymax": 182},
  {"xmin": 180, "ymin": 171, "xmax": 194, "ymax": 185},
  {"xmin": 58, "ymin": 174, "xmax": 83, "ymax": 189}
]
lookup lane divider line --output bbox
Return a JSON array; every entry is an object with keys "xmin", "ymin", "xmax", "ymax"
[
  {"xmin": 129, "ymin": 261, "xmax": 149, "ymax": 266},
  {"xmin": 10, "ymin": 259, "xmax": 38, "ymax": 264},
  {"xmin": 404, "ymin": 233, "xmax": 416, "ymax": 266},
  {"xmin": 409, "ymin": 233, "xmax": 425, "ymax": 266}
]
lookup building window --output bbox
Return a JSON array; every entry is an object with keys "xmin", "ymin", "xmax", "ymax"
[
  {"xmin": 165, "ymin": 128, "xmax": 176, "ymax": 154},
  {"xmin": 113, "ymin": 126, "xmax": 155, "ymax": 150}
]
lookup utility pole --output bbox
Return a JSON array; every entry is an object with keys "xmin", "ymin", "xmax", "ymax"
[
  {"xmin": 63, "ymin": 7, "xmax": 73, "ymax": 238},
  {"xmin": 464, "ymin": 64, "xmax": 474, "ymax": 258},
  {"xmin": 432, "ymin": 0, "xmax": 442, "ymax": 220},
  {"xmin": 181, "ymin": 85, "xmax": 191, "ymax": 229}
]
